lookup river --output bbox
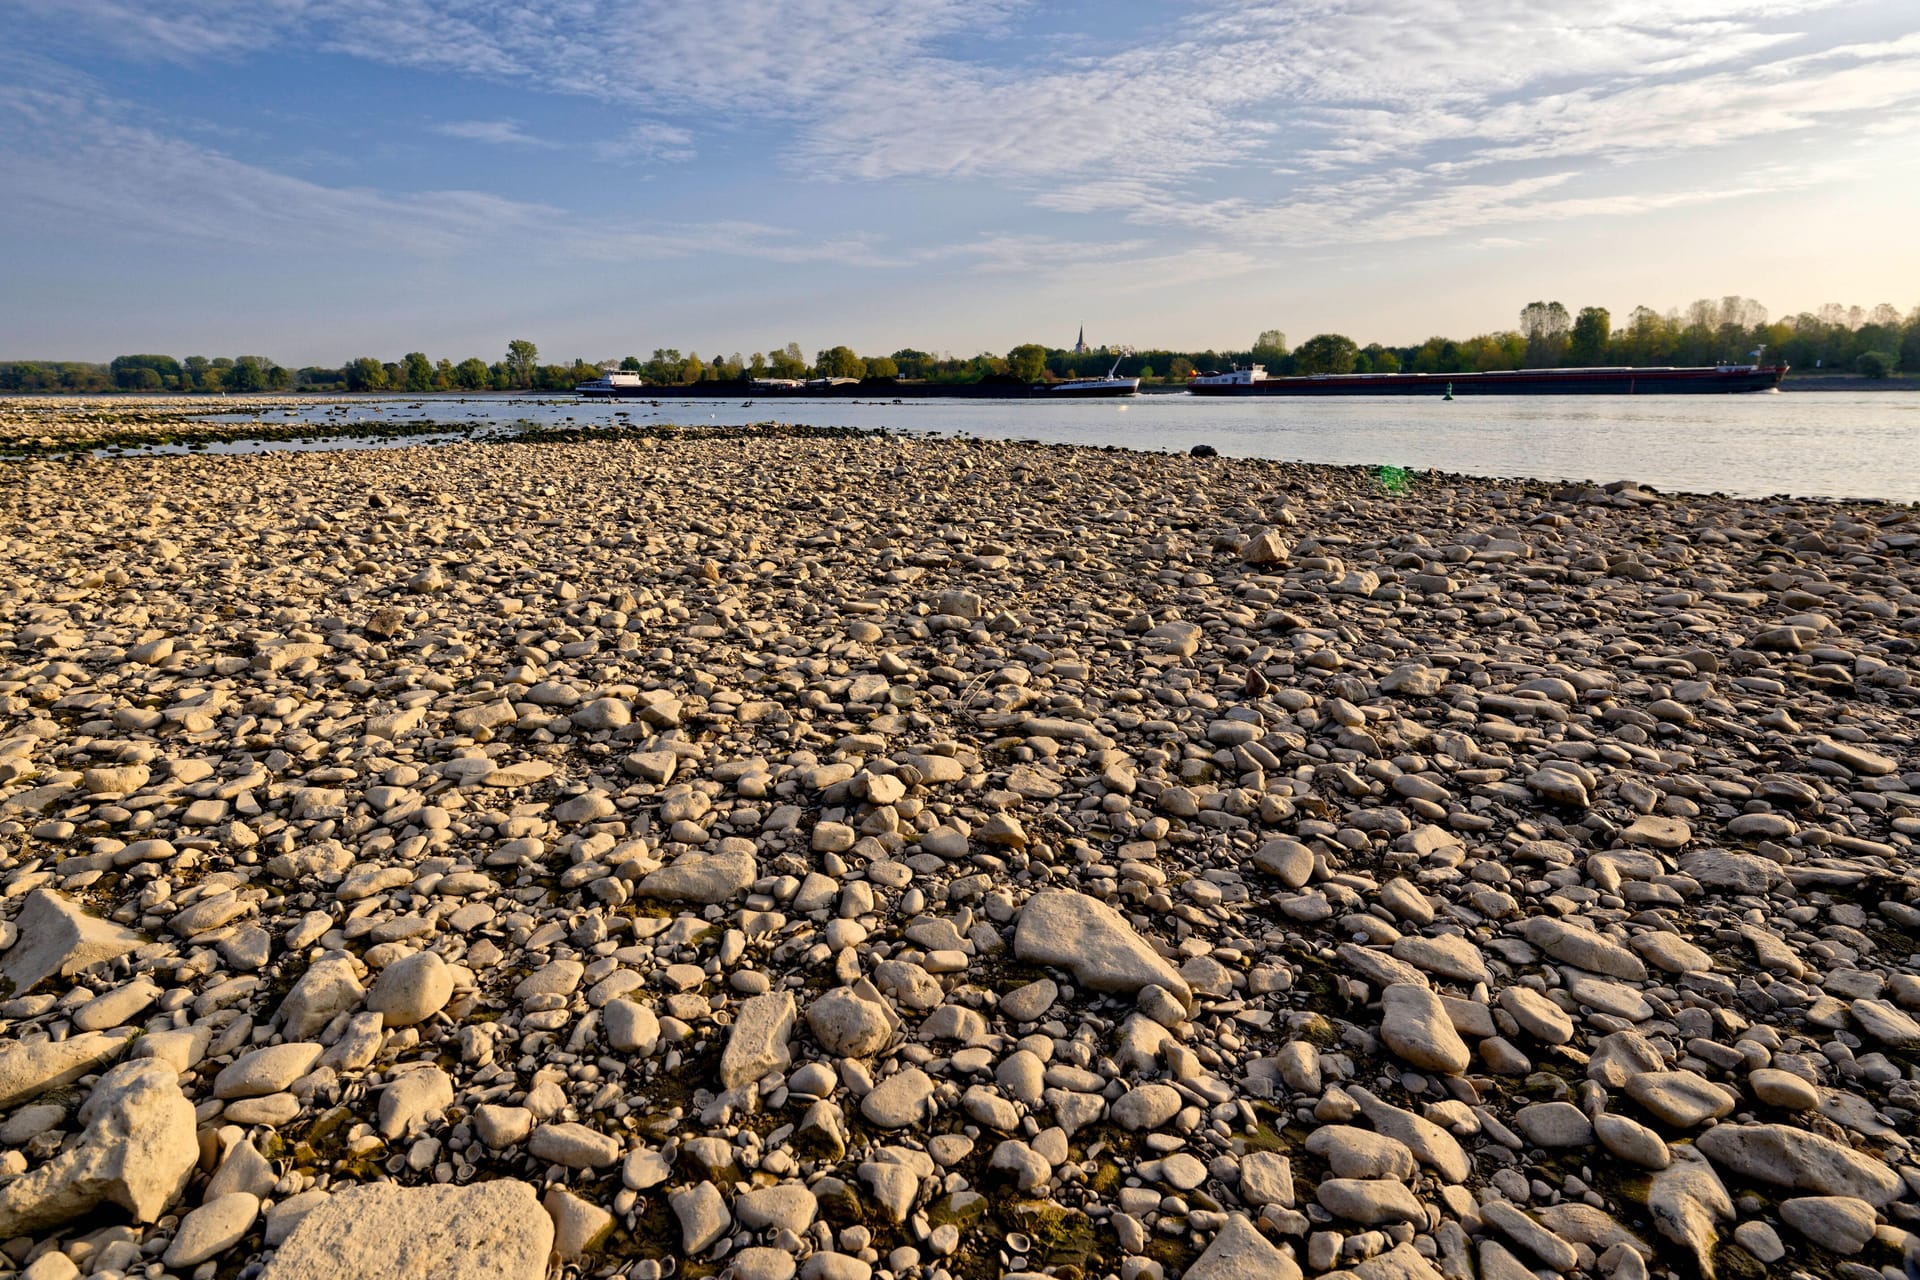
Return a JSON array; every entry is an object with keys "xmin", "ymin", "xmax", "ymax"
[{"xmin": 205, "ymin": 390, "xmax": 1919, "ymax": 503}]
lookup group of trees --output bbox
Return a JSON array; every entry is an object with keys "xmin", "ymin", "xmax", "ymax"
[
  {"xmin": 7, "ymin": 302, "xmax": 1918, "ymax": 396},
  {"xmin": 0, "ymin": 341, "xmax": 603, "ymax": 394},
  {"xmin": 0, "ymin": 354, "xmax": 295, "ymax": 393},
  {"xmin": 326, "ymin": 341, "xmax": 600, "ymax": 393},
  {"xmin": 1285, "ymin": 298, "xmax": 1920, "ymax": 379}
]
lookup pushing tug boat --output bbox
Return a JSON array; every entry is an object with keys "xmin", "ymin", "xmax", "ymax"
[{"xmin": 1040, "ymin": 353, "xmax": 1140, "ymax": 398}]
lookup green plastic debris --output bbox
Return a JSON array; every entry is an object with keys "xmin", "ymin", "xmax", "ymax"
[{"xmin": 1375, "ymin": 465, "xmax": 1414, "ymax": 493}]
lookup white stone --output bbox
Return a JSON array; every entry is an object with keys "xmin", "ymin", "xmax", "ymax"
[
  {"xmin": 1013, "ymin": 890, "xmax": 1189, "ymax": 1002},
  {"xmin": 0, "ymin": 1059, "xmax": 196, "ymax": 1234},
  {"xmin": 1186, "ymin": 1214, "xmax": 1302, "ymax": 1280},
  {"xmin": 164, "ymin": 1192, "xmax": 260, "ymax": 1267},
  {"xmin": 278, "ymin": 954, "xmax": 365, "ymax": 1038},
  {"xmin": 213, "ymin": 1042, "xmax": 323, "ymax": 1099},
  {"xmin": 262, "ymin": 1180, "xmax": 553, "ymax": 1280},
  {"xmin": 528, "ymin": 1122, "xmax": 620, "ymax": 1169},
  {"xmin": 721, "ymin": 991, "xmax": 795, "ymax": 1089},
  {"xmin": 366, "ymin": 950, "xmax": 453, "ymax": 1027},
  {"xmin": 1379, "ymin": 983, "xmax": 1469, "ymax": 1074},
  {"xmin": 0, "ymin": 889, "xmax": 143, "ymax": 994}
]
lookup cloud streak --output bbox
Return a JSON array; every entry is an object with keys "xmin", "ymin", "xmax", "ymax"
[{"xmin": 433, "ymin": 119, "xmax": 556, "ymax": 147}]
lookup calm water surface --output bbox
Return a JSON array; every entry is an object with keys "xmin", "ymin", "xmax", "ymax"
[{"xmin": 205, "ymin": 391, "xmax": 1919, "ymax": 502}]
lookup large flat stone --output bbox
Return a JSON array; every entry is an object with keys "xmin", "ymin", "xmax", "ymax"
[
  {"xmin": 0, "ymin": 1030, "xmax": 135, "ymax": 1110},
  {"xmin": 0, "ymin": 1059, "xmax": 196, "ymax": 1235},
  {"xmin": 1695, "ymin": 1123, "xmax": 1904, "ymax": 1206},
  {"xmin": 1186, "ymin": 1213, "xmax": 1302, "ymax": 1280},
  {"xmin": 1013, "ymin": 890, "xmax": 1189, "ymax": 1003},
  {"xmin": 638, "ymin": 849, "xmax": 756, "ymax": 904},
  {"xmin": 720, "ymin": 991, "xmax": 795, "ymax": 1089},
  {"xmin": 0, "ymin": 889, "xmax": 143, "ymax": 995},
  {"xmin": 262, "ymin": 1180, "xmax": 553, "ymax": 1280}
]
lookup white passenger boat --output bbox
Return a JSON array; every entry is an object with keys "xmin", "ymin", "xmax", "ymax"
[{"xmin": 574, "ymin": 370, "xmax": 647, "ymax": 397}]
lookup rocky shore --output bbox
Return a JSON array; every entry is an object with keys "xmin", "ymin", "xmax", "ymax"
[{"xmin": 0, "ymin": 411, "xmax": 1917, "ymax": 1280}]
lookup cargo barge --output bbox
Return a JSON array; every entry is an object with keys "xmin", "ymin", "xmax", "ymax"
[
  {"xmin": 1187, "ymin": 361, "xmax": 1788, "ymax": 396},
  {"xmin": 574, "ymin": 373, "xmax": 1135, "ymax": 399}
]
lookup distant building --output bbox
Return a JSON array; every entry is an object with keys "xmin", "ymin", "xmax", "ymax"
[{"xmin": 1074, "ymin": 326, "xmax": 1087, "ymax": 354}]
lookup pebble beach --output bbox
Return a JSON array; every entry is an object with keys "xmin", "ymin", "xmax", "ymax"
[{"xmin": 1, "ymin": 399, "xmax": 1918, "ymax": 1280}]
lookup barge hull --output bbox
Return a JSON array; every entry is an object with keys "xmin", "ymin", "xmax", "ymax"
[
  {"xmin": 582, "ymin": 380, "xmax": 1132, "ymax": 400},
  {"xmin": 1189, "ymin": 366, "xmax": 1788, "ymax": 396}
]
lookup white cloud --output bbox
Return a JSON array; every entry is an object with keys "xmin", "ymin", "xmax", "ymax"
[
  {"xmin": 570, "ymin": 220, "xmax": 882, "ymax": 266},
  {"xmin": 0, "ymin": 62, "xmax": 1150, "ymax": 276},
  {"xmin": 0, "ymin": 68, "xmax": 557, "ymax": 254},
  {"xmin": 592, "ymin": 123, "xmax": 696, "ymax": 163},
  {"xmin": 6, "ymin": 0, "xmax": 1917, "ymax": 262},
  {"xmin": 433, "ymin": 119, "xmax": 555, "ymax": 147}
]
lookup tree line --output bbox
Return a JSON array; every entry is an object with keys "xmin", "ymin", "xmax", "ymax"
[
  {"xmin": 1277, "ymin": 298, "xmax": 1920, "ymax": 380},
  {"xmin": 0, "ymin": 341, "xmax": 603, "ymax": 394},
  {"xmin": 4, "ymin": 299, "xmax": 1917, "ymax": 394}
]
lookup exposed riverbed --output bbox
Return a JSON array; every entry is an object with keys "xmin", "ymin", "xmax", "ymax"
[
  {"xmin": 4, "ymin": 391, "xmax": 1915, "ymax": 503},
  {"xmin": 0, "ymin": 411, "xmax": 1916, "ymax": 1280}
]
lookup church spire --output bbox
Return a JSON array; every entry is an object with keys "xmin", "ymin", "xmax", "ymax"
[{"xmin": 1074, "ymin": 325, "xmax": 1086, "ymax": 354}]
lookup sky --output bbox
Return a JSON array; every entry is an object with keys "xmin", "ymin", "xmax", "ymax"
[{"xmin": 2, "ymin": 0, "xmax": 1918, "ymax": 366}]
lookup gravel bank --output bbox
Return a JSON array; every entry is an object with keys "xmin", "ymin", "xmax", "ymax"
[{"xmin": 1, "ymin": 426, "xmax": 1918, "ymax": 1280}]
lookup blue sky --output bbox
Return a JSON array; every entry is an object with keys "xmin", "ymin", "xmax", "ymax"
[{"xmin": 3, "ymin": 0, "xmax": 1917, "ymax": 365}]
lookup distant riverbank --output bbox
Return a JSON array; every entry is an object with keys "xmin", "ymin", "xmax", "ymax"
[{"xmin": 2, "ymin": 373, "xmax": 1916, "ymax": 398}]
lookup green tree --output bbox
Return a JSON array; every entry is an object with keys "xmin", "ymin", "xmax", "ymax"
[
  {"xmin": 400, "ymin": 351, "xmax": 435, "ymax": 392},
  {"xmin": 644, "ymin": 349, "xmax": 686, "ymax": 383},
  {"xmin": 110, "ymin": 354, "xmax": 181, "ymax": 390},
  {"xmin": 344, "ymin": 357, "xmax": 388, "ymax": 392},
  {"xmin": 685, "ymin": 352, "xmax": 707, "ymax": 382},
  {"xmin": 1168, "ymin": 356, "xmax": 1196, "ymax": 380},
  {"xmin": 1856, "ymin": 350, "xmax": 1895, "ymax": 379},
  {"xmin": 451, "ymin": 358, "xmax": 490, "ymax": 390},
  {"xmin": 1520, "ymin": 301, "xmax": 1572, "ymax": 366},
  {"xmin": 504, "ymin": 339, "xmax": 539, "ymax": 389},
  {"xmin": 768, "ymin": 345, "xmax": 807, "ymax": 379},
  {"xmin": 1294, "ymin": 333, "xmax": 1359, "ymax": 375},
  {"xmin": 433, "ymin": 358, "xmax": 455, "ymax": 390},
  {"xmin": 1409, "ymin": 337, "xmax": 1455, "ymax": 374},
  {"xmin": 1357, "ymin": 344, "xmax": 1400, "ymax": 374},
  {"xmin": 619, "ymin": 355, "xmax": 643, "ymax": 372},
  {"xmin": 865, "ymin": 355, "xmax": 898, "ymax": 378},
  {"xmin": 1519, "ymin": 301, "xmax": 1572, "ymax": 340},
  {"xmin": 227, "ymin": 356, "xmax": 272, "ymax": 393},
  {"xmin": 748, "ymin": 352, "xmax": 768, "ymax": 378},
  {"xmin": 1005, "ymin": 343, "xmax": 1048, "ymax": 382},
  {"xmin": 1251, "ymin": 329, "xmax": 1288, "ymax": 362},
  {"xmin": 816, "ymin": 345, "xmax": 866, "ymax": 379},
  {"xmin": 1568, "ymin": 307, "xmax": 1611, "ymax": 366}
]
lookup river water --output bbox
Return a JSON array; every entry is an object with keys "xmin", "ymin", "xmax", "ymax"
[{"xmin": 205, "ymin": 390, "xmax": 1919, "ymax": 503}]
